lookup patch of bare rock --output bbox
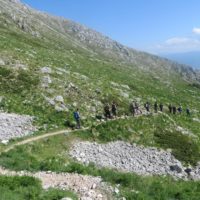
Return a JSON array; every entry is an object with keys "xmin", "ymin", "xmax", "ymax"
[
  {"xmin": 69, "ymin": 141, "xmax": 200, "ymax": 180},
  {"xmin": 0, "ymin": 112, "xmax": 37, "ymax": 142},
  {"xmin": 0, "ymin": 167, "xmax": 113, "ymax": 200}
]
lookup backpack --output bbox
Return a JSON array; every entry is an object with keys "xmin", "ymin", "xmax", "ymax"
[
  {"xmin": 74, "ymin": 111, "xmax": 80, "ymax": 120},
  {"xmin": 112, "ymin": 104, "xmax": 117, "ymax": 111}
]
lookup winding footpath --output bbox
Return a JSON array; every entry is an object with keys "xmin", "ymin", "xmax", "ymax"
[
  {"xmin": 1, "ymin": 115, "xmax": 130, "ymax": 154},
  {"xmin": 2, "ymin": 128, "xmax": 85, "ymax": 153}
]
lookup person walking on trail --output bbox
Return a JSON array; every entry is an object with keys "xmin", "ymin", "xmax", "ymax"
[
  {"xmin": 144, "ymin": 102, "xmax": 150, "ymax": 112},
  {"xmin": 154, "ymin": 102, "xmax": 158, "ymax": 113},
  {"xmin": 104, "ymin": 103, "xmax": 111, "ymax": 119},
  {"xmin": 186, "ymin": 108, "xmax": 190, "ymax": 116},
  {"xmin": 172, "ymin": 106, "xmax": 177, "ymax": 114},
  {"xmin": 168, "ymin": 104, "xmax": 172, "ymax": 113},
  {"xmin": 135, "ymin": 102, "xmax": 142, "ymax": 115},
  {"xmin": 111, "ymin": 102, "xmax": 117, "ymax": 118},
  {"xmin": 177, "ymin": 106, "xmax": 182, "ymax": 114},
  {"xmin": 130, "ymin": 101, "xmax": 136, "ymax": 116},
  {"xmin": 73, "ymin": 108, "xmax": 81, "ymax": 129},
  {"xmin": 159, "ymin": 103, "xmax": 163, "ymax": 112}
]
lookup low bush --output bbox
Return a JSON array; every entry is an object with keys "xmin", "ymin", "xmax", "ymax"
[
  {"xmin": 0, "ymin": 175, "xmax": 77, "ymax": 200},
  {"xmin": 154, "ymin": 128, "xmax": 200, "ymax": 165}
]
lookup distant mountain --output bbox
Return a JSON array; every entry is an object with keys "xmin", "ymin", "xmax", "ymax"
[{"xmin": 162, "ymin": 51, "xmax": 200, "ymax": 69}]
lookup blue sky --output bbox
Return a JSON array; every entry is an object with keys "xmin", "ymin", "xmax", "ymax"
[{"xmin": 22, "ymin": 0, "xmax": 200, "ymax": 54}]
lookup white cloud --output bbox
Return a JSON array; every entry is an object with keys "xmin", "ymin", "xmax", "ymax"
[
  {"xmin": 147, "ymin": 28, "xmax": 200, "ymax": 54},
  {"xmin": 150, "ymin": 37, "xmax": 200, "ymax": 53},
  {"xmin": 193, "ymin": 27, "xmax": 200, "ymax": 35},
  {"xmin": 165, "ymin": 37, "xmax": 193, "ymax": 45}
]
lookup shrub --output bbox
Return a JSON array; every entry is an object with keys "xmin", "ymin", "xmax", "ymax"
[
  {"xmin": 154, "ymin": 128, "xmax": 200, "ymax": 165},
  {"xmin": 0, "ymin": 175, "xmax": 77, "ymax": 200},
  {"xmin": 0, "ymin": 67, "xmax": 12, "ymax": 77}
]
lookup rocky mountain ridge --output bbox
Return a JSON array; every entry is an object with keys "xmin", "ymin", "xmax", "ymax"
[{"xmin": 1, "ymin": 0, "xmax": 200, "ymax": 82}]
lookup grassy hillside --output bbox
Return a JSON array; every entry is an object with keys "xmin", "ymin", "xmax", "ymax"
[
  {"xmin": 1, "ymin": 13, "xmax": 200, "ymax": 133},
  {"xmin": 1, "ymin": 1, "xmax": 200, "ymax": 199}
]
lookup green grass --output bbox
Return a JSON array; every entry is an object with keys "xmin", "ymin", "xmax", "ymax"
[
  {"xmin": 0, "ymin": 175, "xmax": 77, "ymax": 200},
  {"xmin": 154, "ymin": 129, "xmax": 200, "ymax": 165},
  {"xmin": 0, "ymin": 130, "xmax": 200, "ymax": 200}
]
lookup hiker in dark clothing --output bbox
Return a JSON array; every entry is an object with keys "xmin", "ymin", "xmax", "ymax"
[
  {"xmin": 168, "ymin": 104, "xmax": 172, "ymax": 113},
  {"xmin": 135, "ymin": 102, "xmax": 142, "ymax": 115},
  {"xmin": 96, "ymin": 114, "xmax": 103, "ymax": 121},
  {"xmin": 73, "ymin": 108, "xmax": 81, "ymax": 129},
  {"xmin": 111, "ymin": 102, "xmax": 117, "ymax": 118},
  {"xmin": 104, "ymin": 103, "xmax": 111, "ymax": 119},
  {"xmin": 177, "ymin": 106, "xmax": 182, "ymax": 114},
  {"xmin": 186, "ymin": 108, "xmax": 190, "ymax": 116},
  {"xmin": 144, "ymin": 102, "xmax": 150, "ymax": 112},
  {"xmin": 130, "ymin": 101, "xmax": 136, "ymax": 116},
  {"xmin": 159, "ymin": 103, "xmax": 163, "ymax": 112},
  {"xmin": 172, "ymin": 106, "xmax": 177, "ymax": 114},
  {"xmin": 154, "ymin": 102, "xmax": 158, "ymax": 113}
]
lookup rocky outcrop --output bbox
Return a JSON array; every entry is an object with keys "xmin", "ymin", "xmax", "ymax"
[
  {"xmin": 40, "ymin": 67, "xmax": 52, "ymax": 74},
  {"xmin": 0, "ymin": 59, "xmax": 5, "ymax": 66},
  {"xmin": 0, "ymin": 112, "xmax": 37, "ymax": 141}
]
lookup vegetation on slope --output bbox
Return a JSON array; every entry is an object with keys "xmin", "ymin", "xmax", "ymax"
[
  {"xmin": 1, "ymin": 2, "xmax": 200, "ymax": 199},
  {"xmin": 0, "ymin": 130, "xmax": 200, "ymax": 200},
  {"xmin": 0, "ymin": 175, "xmax": 77, "ymax": 200},
  {"xmin": 1, "ymin": 14, "xmax": 200, "ymax": 133}
]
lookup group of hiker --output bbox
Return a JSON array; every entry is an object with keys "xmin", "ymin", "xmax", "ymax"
[
  {"xmin": 104, "ymin": 102, "xmax": 118, "ymax": 119},
  {"xmin": 73, "ymin": 101, "xmax": 191, "ymax": 129},
  {"xmin": 134, "ymin": 101, "xmax": 190, "ymax": 116},
  {"xmin": 168, "ymin": 104, "xmax": 190, "ymax": 115}
]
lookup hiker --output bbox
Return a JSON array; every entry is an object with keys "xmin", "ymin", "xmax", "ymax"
[
  {"xmin": 96, "ymin": 111, "xmax": 103, "ymax": 121},
  {"xmin": 186, "ymin": 108, "xmax": 190, "ymax": 116},
  {"xmin": 104, "ymin": 103, "xmax": 111, "ymax": 119},
  {"xmin": 154, "ymin": 102, "xmax": 158, "ymax": 113},
  {"xmin": 130, "ymin": 101, "xmax": 136, "ymax": 116},
  {"xmin": 168, "ymin": 104, "xmax": 172, "ymax": 113},
  {"xmin": 135, "ymin": 102, "xmax": 142, "ymax": 115},
  {"xmin": 144, "ymin": 102, "xmax": 150, "ymax": 112},
  {"xmin": 159, "ymin": 103, "xmax": 163, "ymax": 112},
  {"xmin": 177, "ymin": 106, "xmax": 182, "ymax": 114},
  {"xmin": 172, "ymin": 106, "xmax": 177, "ymax": 114},
  {"xmin": 73, "ymin": 108, "xmax": 81, "ymax": 129},
  {"xmin": 111, "ymin": 102, "xmax": 117, "ymax": 118}
]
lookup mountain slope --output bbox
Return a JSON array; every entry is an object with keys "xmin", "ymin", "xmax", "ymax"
[
  {"xmin": 1, "ymin": 1, "xmax": 200, "ymax": 199},
  {"xmin": 1, "ymin": 0, "xmax": 200, "ymax": 80},
  {"xmin": 0, "ymin": 0, "xmax": 200, "ymax": 129}
]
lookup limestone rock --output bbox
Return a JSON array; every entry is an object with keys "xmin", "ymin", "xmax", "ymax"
[
  {"xmin": 70, "ymin": 141, "xmax": 189, "ymax": 179},
  {"xmin": 41, "ymin": 67, "xmax": 52, "ymax": 74},
  {"xmin": 0, "ymin": 112, "xmax": 37, "ymax": 140},
  {"xmin": 42, "ymin": 75, "xmax": 52, "ymax": 87},
  {"xmin": 55, "ymin": 95, "xmax": 64, "ymax": 103},
  {"xmin": 0, "ymin": 59, "xmax": 5, "ymax": 66}
]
